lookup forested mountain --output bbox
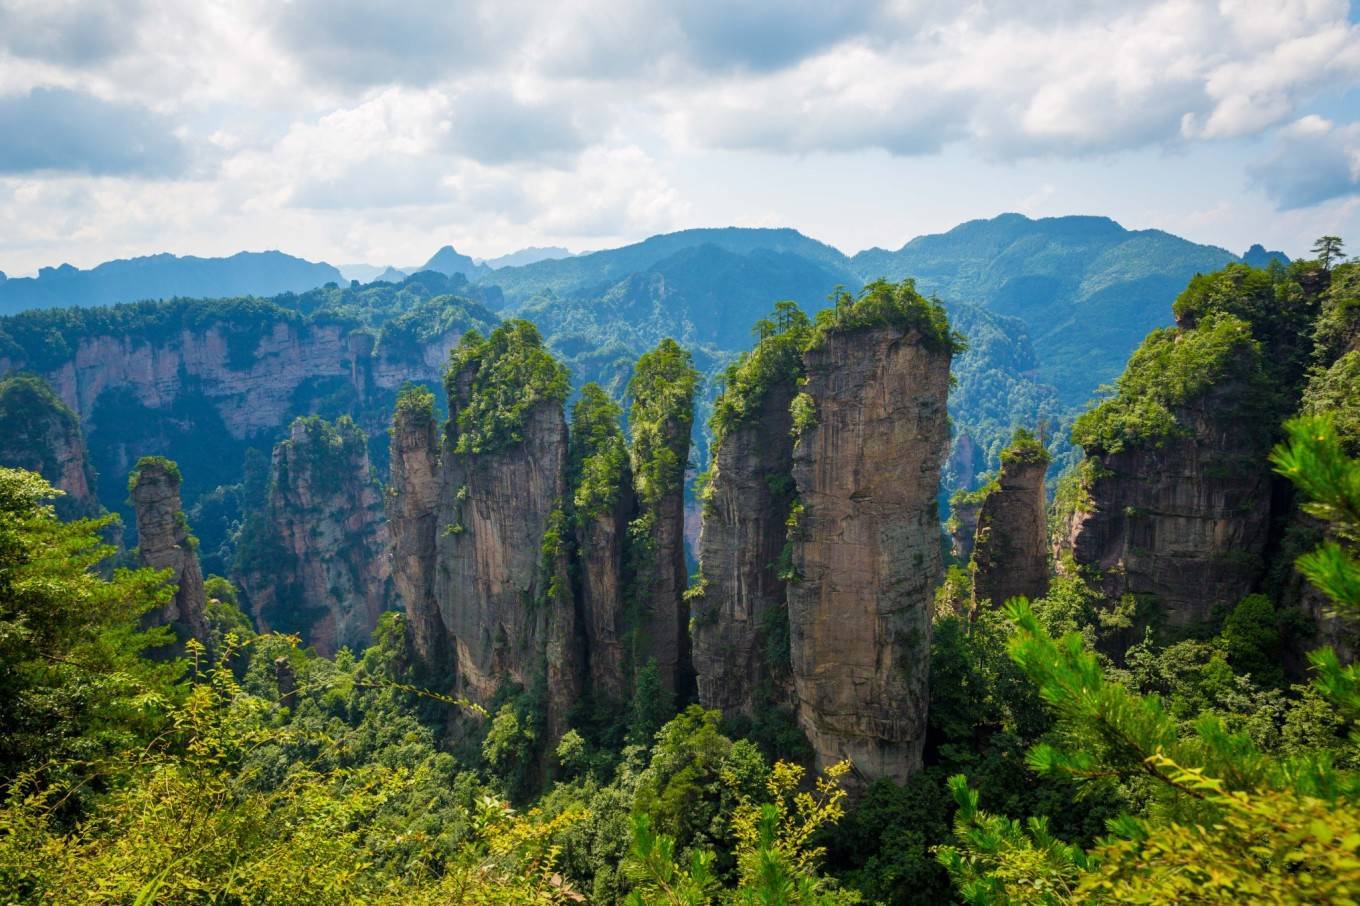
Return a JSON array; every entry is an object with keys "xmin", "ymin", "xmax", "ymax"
[
  {"xmin": 852, "ymin": 213, "xmax": 1242, "ymax": 404},
  {"xmin": 0, "ymin": 250, "xmax": 343, "ymax": 315}
]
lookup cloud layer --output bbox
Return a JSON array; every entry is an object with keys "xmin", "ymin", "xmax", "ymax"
[{"xmin": 1, "ymin": 0, "xmax": 1359, "ymax": 268}]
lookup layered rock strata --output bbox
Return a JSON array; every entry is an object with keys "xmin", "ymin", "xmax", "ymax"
[
  {"xmin": 787, "ymin": 323, "xmax": 952, "ymax": 782},
  {"xmin": 971, "ymin": 446, "xmax": 1050, "ymax": 608},
  {"xmin": 236, "ymin": 416, "xmax": 391, "ymax": 656}
]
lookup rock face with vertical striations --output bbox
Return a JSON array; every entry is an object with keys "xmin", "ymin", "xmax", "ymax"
[
  {"xmin": 235, "ymin": 416, "xmax": 391, "ymax": 656},
  {"xmin": 786, "ymin": 286, "xmax": 955, "ymax": 784},
  {"xmin": 626, "ymin": 339, "xmax": 700, "ymax": 698},
  {"xmin": 692, "ymin": 309, "xmax": 808, "ymax": 718},
  {"xmin": 129, "ymin": 457, "xmax": 208, "ymax": 646},
  {"xmin": 0, "ymin": 375, "xmax": 100, "ymax": 520},
  {"xmin": 386, "ymin": 386, "xmax": 448, "ymax": 671},
  {"xmin": 971, "ymin": 431, "xmax": 1051, "ymax": 609},
  {"xmin": 1059, "ymin": 305, "xmax": 1280, "ymax": 631},
  {"xmin": 403, "ymin": 321, "xmax": 582, "ymax": 741},
  {"xmin": 567, "ymin": 385, "xmax": 634, "ymax": 704}
]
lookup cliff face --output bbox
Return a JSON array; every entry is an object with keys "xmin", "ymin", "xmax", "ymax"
[
  {"xmin": 1062, "ymin": 385, "xmax": 1274, "ymax": 629},
  {"xmin": 129, "ymin": 458, "xmax": 208, "ymax": 646},
  {"xmin": 972, "ymin": 452, "xmax": 1050, "ymax": 608},
  {"xmin": 627, "ymin": 339, "xmax": 700, "ymax": 698},
  {"xmin": 236, "ymin": 417, "xmax": 391, "ymax": 656},
  {"xmin": 435, "ymin": 400, "xmax": 575, "ymax": 718},
  {"xmin": 0, "ymin": 319, "xmax": 463, "ymax": 441},
  {"xmin": 0, "ymin": 375, "xmax": 99, "ymax": 520},
  {"xmin": 948, "ymin": 495, "xmax": 982, "ymax": 564},
  {"xmin": 387, "ymin": 394, "xmax": 447, "ymax": 670},
  {"xmin": 787, "ymin": 323, "xmax": 952, "ymax": 783},
  {"xmin": 692, "ymin": 377, "xmax": 798, "ymax": 717},
  {"xmin": 575, "ymin": 479, "xmax": 633, "ymax": 703}
]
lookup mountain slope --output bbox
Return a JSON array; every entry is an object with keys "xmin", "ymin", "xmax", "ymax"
[
  {"xmin": 484, "ymin": 227, "xmax": 856, "ymax": 309},
  {"xmin": 851, "ymin": 213, "xmax": 1238, "ymax": 404},
  {"xmin": 0, "ymin": 250, "xmax": 343, "ymax": 315}
]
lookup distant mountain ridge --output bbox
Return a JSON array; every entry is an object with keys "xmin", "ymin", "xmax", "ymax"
[{"xmin": 0, "ymin": 250, "xmax": 342, "ymax": 315}]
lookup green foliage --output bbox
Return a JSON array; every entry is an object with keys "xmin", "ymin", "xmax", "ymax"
[
  {"xmin": 709, "ymin": 301, "xmax": 810, "ymax": 449},
  {"xmin": 629, "ymin": 339, "xmax": 699, "ymax": 509},
  {"xmin": 393, "ymin": 381, "xmax": 435, "ymax": 421},
  {"xmin": 1220, "ymin": 594, "xmax": 1283, "ymax": 687},
  {"xmin": 1300, "ymin": 349, "xmax": 1360, "ymax": 454},
  {"xmin": 569, "ymin": 383, "xmax": 630, "ymax": 520},
  {"xmin": 788, "ymin": 393, "xmax": 817, "ymax": 436},
  {"xmin": 1313, "ymin": 235, "xmax": 1345, "ymax": 270},
  {"xmin": 0, "ymin": 375, "xmax": 96, "ymax": 519},
  {"xmin": 629, "ymin": 661, "xmax": 677, "ymax": 747},
  {"xmin": 1071, "ymin": 313, "xmax": 1267, "ymax": 453},
  {"xmin": 126, "ymin": 455, "xmax": 182, "ymax": 492},
  {"xmin": 999, "ymin": 427, "xmax": 1050, "ymax": 467},
  {"xmin": 446, "ymin": 320, "xmax": 570, "ymax": 455},
  {"xmin": 810, "ymin": 279, "xmax": 962, "ymax": 354}
]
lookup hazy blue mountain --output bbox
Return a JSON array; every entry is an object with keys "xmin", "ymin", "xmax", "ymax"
[
  {"xmin": 482, "ymin": 227, "xmax": 856, "ymax": 309},
  {"xmin": 480, "ymin": 246, "xmax": 573, "ymax": 269},
  {"xmin": 0, "ymin": 250, "xmax": 343, "ymax": 315},
  {"xmin": 1241, "ymin": 243, "xmax": 1290, "ymax": 268},
  {"xmin": 369, "ymin": 267, "xmax": 408, "ymax": 284},
  {"xmin": 420, "ymin": 245, "xmax": 490, "ymax": 280},
  {"xmin": 850, "ymin": 213, "xmax": 1238, "ymax": 404}
]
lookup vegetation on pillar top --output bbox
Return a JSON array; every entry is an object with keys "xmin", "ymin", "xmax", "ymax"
[
  {"xmin": 568, "ymin": 383, "xmax": 629, "ymax": 522},
  {"xmin": 709, "ymin": 300, "xmax": 811, "ymax": 449},
  {"xmin": 999, "ymin": 427, "xmax": 1051, "ymax": 467},
  {"xmin": 627, "ymin": 338, "xmax": 699, "ymax": 509},
  {"xmin": 1070, "ymin": 312, "xmax": 1268, "ymax": 455},
  {"xmin": 444, "ymin": 319, "xmax": 570, "ymax": 456},
  {"xmin": 809, "ymin": 277, "xmax": 963, "ymax": 354},
  {"xmin": 128, "ymin": 455, "xmax": 183, "ymax": 492},
  {"xmin": 393, "ymin": 382, "xmax": 436, "ymax": 423}
]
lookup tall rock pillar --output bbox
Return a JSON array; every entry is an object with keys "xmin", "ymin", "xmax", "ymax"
[{"xmin": 129, "ymin": 456, "xmax": 209, "ymax": 646}]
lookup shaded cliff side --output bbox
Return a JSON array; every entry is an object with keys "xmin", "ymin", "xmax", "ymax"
[
  {"xmin": 0, "ymin": 374, "xmax": 100, "ymax": 521},
  {"xmin": 692, "ymin": 304, "xmax": 809, "ymax": 717},
  {"xmin": 387, "ymin": 385, "xmax": 448, "ymax": 671},
  {"xmin": 971, "ymin": 430, "xmax": 1051, "ymax": 609},
  {"xmin": 567, "ymin": 385, "xmax": 634, "ymax": 703},
  {"xmin": 786, "ymin": 283, "xmax": 956, "ymax": 783},
  {"xmin": 625, "ymin": 339, "xmax": 700, "ymax": 699},
  {"xmin": 419, "ymin": 322, "xmax": 582, "ymax": 740},
  {"xmin": 235, "ymin": 416, "xmax": 391, "ymax": 656},
  {"xmin": 129, "ymin": 457, "xmax": 208, "ymax": 647},
  {"xmin": 1059, "ymin": 264, "xmax": 1317, "ymax": 632}
]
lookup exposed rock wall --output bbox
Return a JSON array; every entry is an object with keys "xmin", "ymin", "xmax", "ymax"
[
  {"xmin": 387, "ymin": 397, "xmax": 448, "ymax": 670},
  {"xmin": 632, "ymin": 421, "xmax": 693, "ymax": 698},
  {"xmin": 692, "ymin": 377, "xmax": 798, "ymax": 717},
  {"xmin": 972, "ymin": 454, "xmax": 1050, "ymax": 608},
  {"xmin": 0, "ymin": 374, "xmax": 100, "ymax": 520},
  {"xmin": 0, "ymin": 320, "xmax": 461, "ymax": 440},
  {"xmin": 236, "ymin": 417, "xmax": 391, "ymax": 656},
  {"xmin": 575, "ymin": 482, "xmax": 633, "ymax": 703},
  {"xmin": 434, "ymin": 400, "xmax": 578, "ymax": 735},
  {"xmin": 787, "ymin": 324, "xmax": 951, "ymax": 783},
  {"xmin": 1061, "ymin": 386, "xmax": 1273, "ymax": 629},
  {"xmin": 948, "ymin": 496, "xmax": 982, "ymax": 564},
  {"xmin": 129, "ymin": 458, "xmax": 208, "ymax": 646}
]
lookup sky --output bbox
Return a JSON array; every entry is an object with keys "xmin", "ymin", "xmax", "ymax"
[{"xmin": 2, "ymin": 0, "xmax": 1360, "ymax": 276}]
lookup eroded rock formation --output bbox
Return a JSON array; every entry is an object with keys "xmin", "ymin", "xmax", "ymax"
[
  {"xmin": 787, "ymin": 319, "xmax": 952, "ymax": 783},
  {"xmin": 0, "ymin": 375, "xmax": 100, "ymax": 520},
  {"xmin": 236, "ymin": 416, "xmax": 391, "ymax": 656},
  {"xmin": 129, "ymin": 457, "xmax": 208, "ymax": 646},
  {"xmin": 971, "ymin": 436, "xmax": 1050, "ymax": 608},
  {"xmin": 692, "ymin": 373, "xmax": 799, "ymax": 717}
]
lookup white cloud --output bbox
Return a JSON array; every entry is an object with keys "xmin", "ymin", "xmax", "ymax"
[{"xmin": 1250, "ymin": 114, "xmax": 1360, "ymax": 208}]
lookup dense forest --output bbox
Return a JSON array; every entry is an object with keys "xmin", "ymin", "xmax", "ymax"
[{"xmin": 1, "ymin": 244, "xmax": 1358, "ymax": 904}]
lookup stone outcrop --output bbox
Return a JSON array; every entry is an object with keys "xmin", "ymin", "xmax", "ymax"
[
  {"xmin": 387, "ymin": 391, "xmax": 448, "ymax": 670},
  {"xmin": 1060, "ymin": 383, "xmax": 1274, "ymax": 629},
  {"xmin": 129, "ymin": 457, "xmax": 208, "ymax": 646},
  {"xmin": 948, "ymin": 492, "xmax": 983, "ymax": 564},
  {"xmin": 971, "ymin": 443, "xmax": 1050, "ymax": 608},
  {"xmin": 236, "ymin": 416, "xmax": 391, "ymax": 656},
  {"xmin": 626, "ymin": 339, "xmax": 699, "ymax": 699},
  {"xmin": 0, "ymin": 374, "xmax": 100, "ymax": 520},
  {"xmin": 0, "ymin": 319, "xmax": 462, "ymax": 441},
  {"xmin": 391, "ymin": 323, "xmax": 585, "ymax": 744},
  {"xmin": 692, "ymin": 375, "xmax": 798, "ymax": 717},
  {"xmin": 787, "ymin": 323, "xmax": 952, "ymax": 783},
  {"xmin": 574, "ymin": 469, "xmax": 634, "ymax": 704}
]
